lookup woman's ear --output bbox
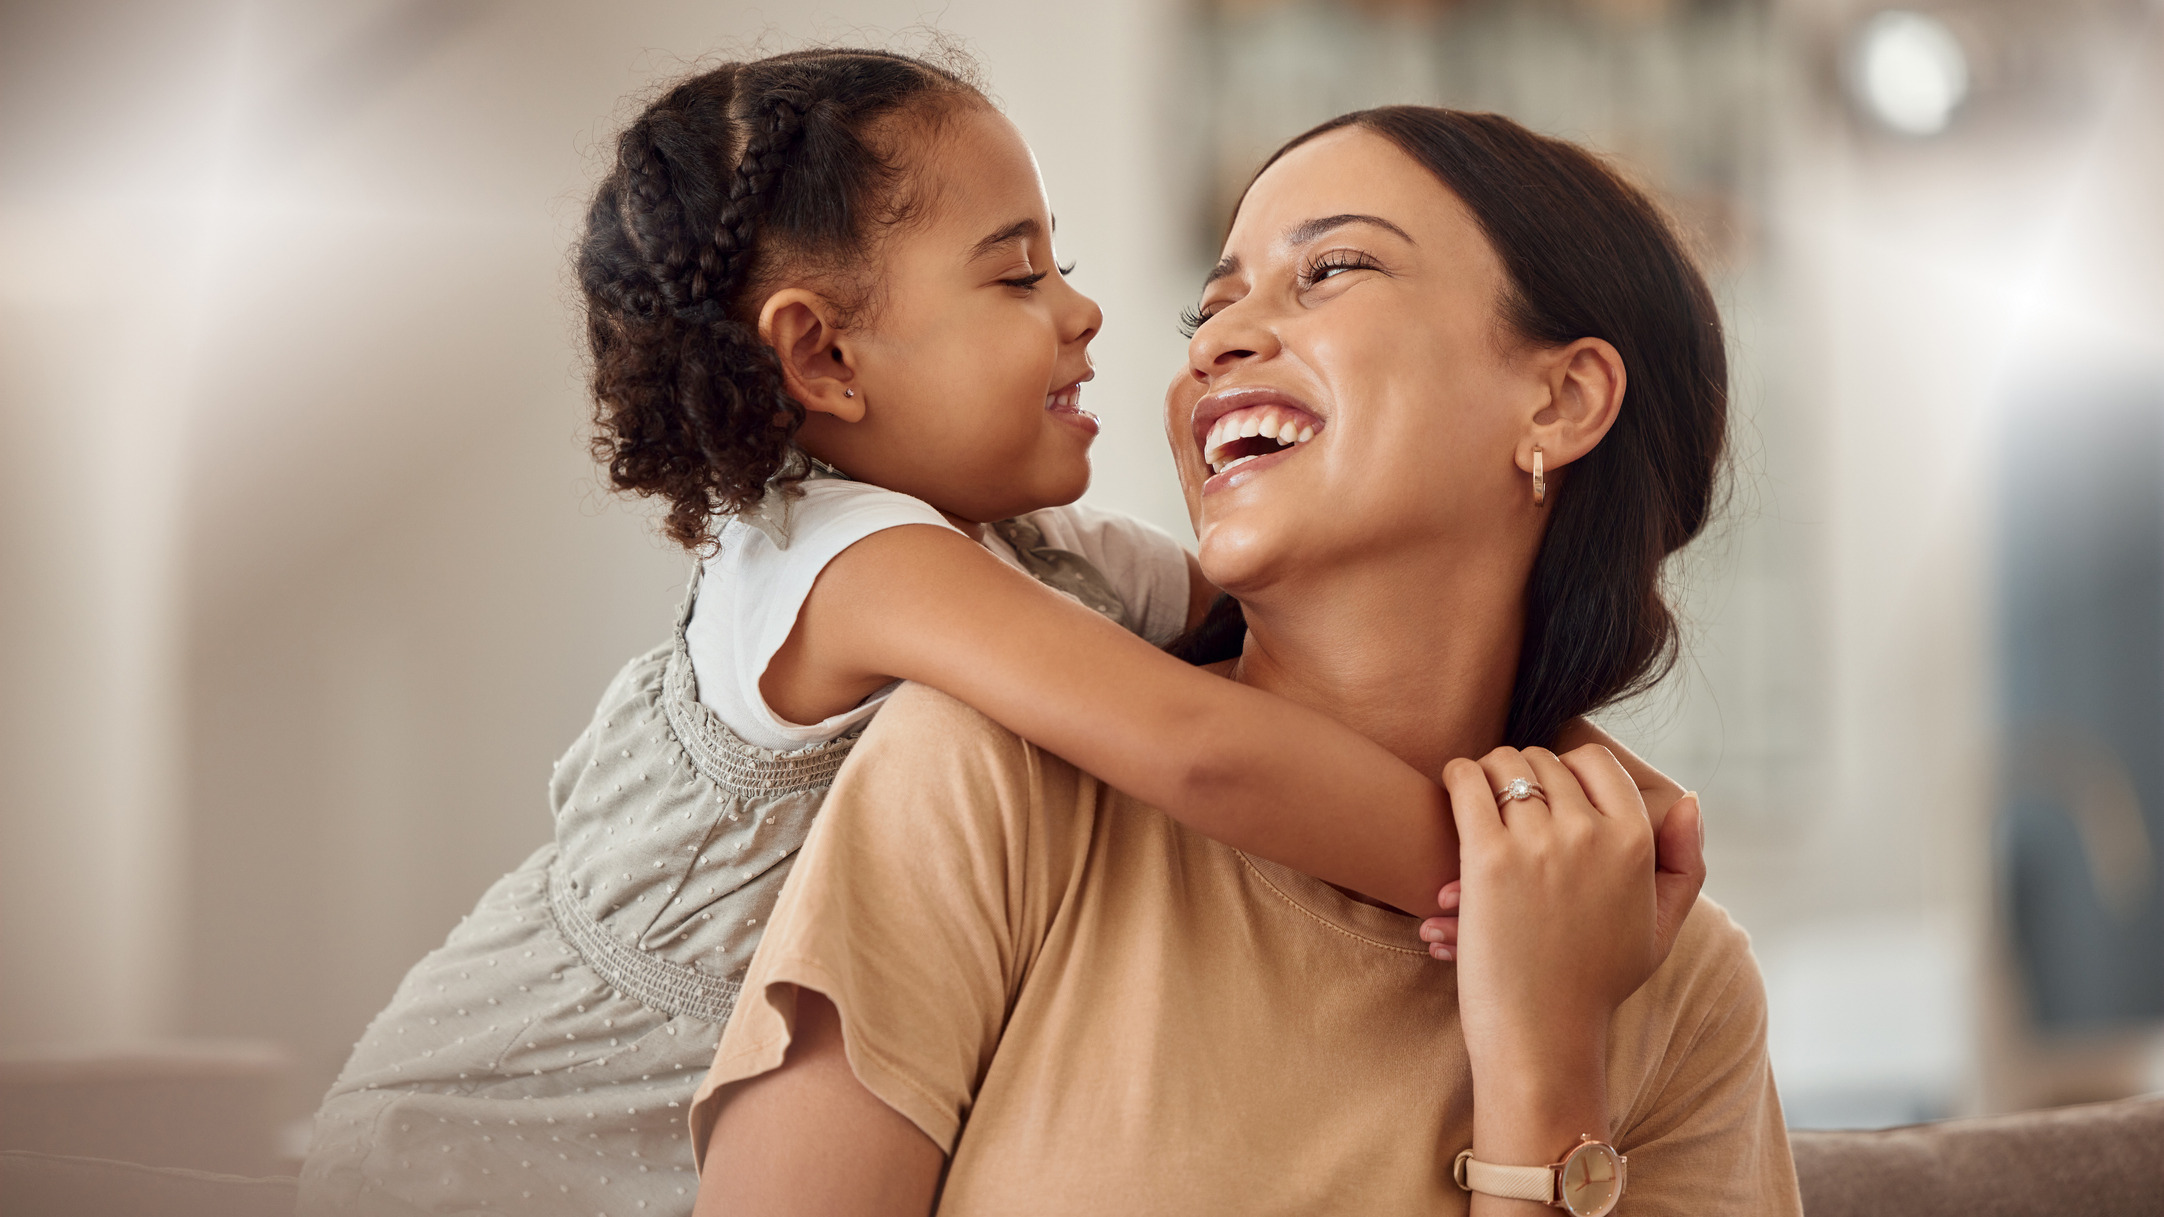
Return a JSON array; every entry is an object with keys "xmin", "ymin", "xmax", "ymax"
[
  {"xmin": 1518, "ymin": 336, "xmax": 1625, "ymax": 476},
  {"xmin": 758, "ymin": 289, "xmax": 865, "ymax": 424}
]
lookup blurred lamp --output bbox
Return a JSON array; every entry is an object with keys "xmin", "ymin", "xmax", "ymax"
[{"xmin": 1850, "ymin": 9, "xmax": 1970, "ymax": 136}]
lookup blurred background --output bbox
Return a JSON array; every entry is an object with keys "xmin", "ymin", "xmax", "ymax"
[{"xmin": 3, "ymin": 0, "xmax": 2162, "ymax": 1170}]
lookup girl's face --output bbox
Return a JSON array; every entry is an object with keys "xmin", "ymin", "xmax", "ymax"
[
  {"xmin": 1165, "ymin": 126, "xmax": 1550, "ymax": 594},
  {"xmin": 791, "ymin": 106, "xmax": 1102, "ymax": 524}
]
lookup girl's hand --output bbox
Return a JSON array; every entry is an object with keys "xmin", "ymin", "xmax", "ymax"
[{"xmin": 1427, "ymin": 746, "xmax": 1708, "ymax": 1182}]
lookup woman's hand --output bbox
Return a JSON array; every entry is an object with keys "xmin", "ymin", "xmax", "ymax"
[{"xmin": 1430, "ymin": 745, "xmax": 1707, "ymax": 1202}]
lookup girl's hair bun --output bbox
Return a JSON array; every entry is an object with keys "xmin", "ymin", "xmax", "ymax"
[{"xmin": 577, "ymin": 48, "xmax": 982, "ymax": 551}]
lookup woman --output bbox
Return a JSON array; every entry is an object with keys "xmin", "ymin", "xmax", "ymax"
[{"xmin": 688, "ymin": 108, "xmax": 1801, "ymax": 1214}]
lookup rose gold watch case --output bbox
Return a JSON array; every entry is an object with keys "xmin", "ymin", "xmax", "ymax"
[{"xmin": 1553, "ymin": 1137, "xmax": 1627, "ymax": 1217}]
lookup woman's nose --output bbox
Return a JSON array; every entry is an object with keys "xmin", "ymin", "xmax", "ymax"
[{"xmin": 1186, "ymin": 301, "xmax": 1275, "ymax": 382}]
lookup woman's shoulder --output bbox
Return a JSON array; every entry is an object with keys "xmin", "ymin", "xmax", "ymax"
[
  {"xmin": 1635, "ymin": 895, "xmax": 1771, "ymax": 1039},
  {"xmin": 838, "ymin": 683, "xmax": 1094, "ymax": 819}
]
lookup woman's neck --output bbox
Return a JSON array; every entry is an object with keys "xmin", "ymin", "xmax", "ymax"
[{"xmin": 1231, "ymin": 547, "xmax": 1528, "ymax": 781}]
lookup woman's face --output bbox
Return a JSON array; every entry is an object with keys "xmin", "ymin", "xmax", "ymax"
[{"xmin": 1166, "ymin": 126, "xmax": 1552, "ymax": 594}]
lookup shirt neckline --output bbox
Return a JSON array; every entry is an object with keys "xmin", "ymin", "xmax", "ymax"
[{"xmin": 1236, "ymin": 853, "xmax": 1433, "ymax": 957}]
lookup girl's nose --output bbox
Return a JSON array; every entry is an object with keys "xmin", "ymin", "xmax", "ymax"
[{"xmin": 1063, "ymin": 283, "xmax": 1103, "ymax": 348}]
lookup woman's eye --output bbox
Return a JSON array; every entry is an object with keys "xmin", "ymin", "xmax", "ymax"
[
  {"xmin": 1178, "ymin": 305, "xmax": 1219, "ymax": 339},
  {"xmin": 1302, "ymin": 253, "xmax": 1381, "ymax": 287},
  {"xmin": 1000, "ymin": 271, "xmax": 1049, "ymax": 291}
]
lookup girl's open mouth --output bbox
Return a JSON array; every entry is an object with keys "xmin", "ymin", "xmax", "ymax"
[{"xmin": 1045, "ymin": 382, "xmax": 1098, "ymax": 434}]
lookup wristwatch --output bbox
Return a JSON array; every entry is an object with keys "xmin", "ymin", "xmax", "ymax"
[{"xmin": 1452, "ymin": 1135, "xmax": 1626, "ymax": 1216}]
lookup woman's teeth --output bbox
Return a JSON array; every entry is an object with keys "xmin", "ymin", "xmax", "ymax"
[
  {"xmin": 1204, "ymin": 405, "xmax": 1321, "ymax": 474},
  {"xmin": 1045, "ymin": 385, "xmax": 1082, "ymax": 412}
]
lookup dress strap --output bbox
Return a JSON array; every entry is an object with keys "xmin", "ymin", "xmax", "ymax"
[{"xmin": 989, "ymin": 516, "xmax": 1131, "ymax": 631}]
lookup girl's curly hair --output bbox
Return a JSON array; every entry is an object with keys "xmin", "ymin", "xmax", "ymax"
[{"xmin": 576, "ymin": 48, "xmax": 982, "ymax": 550}]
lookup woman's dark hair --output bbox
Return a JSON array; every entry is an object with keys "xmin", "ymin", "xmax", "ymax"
[
  {"xmin": 1179, "ymin": 107, "xmax": 1727, "ymax": 747},
  {"xmin": 576, "ymin": 49, "xmax": 982, "ymax": 550}
]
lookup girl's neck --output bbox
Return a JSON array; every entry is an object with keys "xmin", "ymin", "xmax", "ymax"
[{"xmin": 1230, "ymin": 546, "xmax": 1528, "ymax": 781}]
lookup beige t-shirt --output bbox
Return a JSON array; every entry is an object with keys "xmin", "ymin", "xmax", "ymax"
[{"xmin": 691, "ymin": 684, "xmax": 1802, "ymax": 1215}]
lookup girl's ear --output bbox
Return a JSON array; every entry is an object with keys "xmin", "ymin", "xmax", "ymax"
[
  {"xmin": 758, "ymin": 289, "xmax": 865, "ymax": 423},
  {"xmin": 1516, "ymin": 336, "xmax": 1625, "ymax": 478}
]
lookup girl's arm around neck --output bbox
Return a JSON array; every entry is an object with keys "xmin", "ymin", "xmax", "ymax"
[{"xmin": 763, "ymin": 523, "xmax": 1458, "ymax": 914}]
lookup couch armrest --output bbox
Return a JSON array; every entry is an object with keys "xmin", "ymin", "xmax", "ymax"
[{"xmin": 1791, "ymin": 1094, "xmax": 2164, "ymax": 1217}]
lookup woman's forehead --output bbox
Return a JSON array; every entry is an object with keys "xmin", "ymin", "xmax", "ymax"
[{"xmin": 1229, "ymin": 126, "xmax": 1478, "ymax": 257}]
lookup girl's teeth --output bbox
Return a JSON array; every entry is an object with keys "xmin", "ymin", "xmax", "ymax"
[
  {"xmin": 1239, "ymin": 415, "xmax": 1262, "ymax": 438},
  {"xmin": 1259, "ymin": 416, "xmax": 1282, "ymax": 440},
  {"xmin": 1296, "ymin": 426, "xmax": 1314, "ymax": 443}
]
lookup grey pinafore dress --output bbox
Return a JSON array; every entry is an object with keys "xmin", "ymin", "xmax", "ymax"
[{"xmin": 301, "ymin": 528, "xmax": 1132, "ymax": 1217}]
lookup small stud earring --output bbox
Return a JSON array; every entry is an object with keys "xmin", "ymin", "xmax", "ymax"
[
  {"xmin": 1532, "ymin": 446, "xmax": 1547, "ymax": 506},
  {"xmin": 844, "ymin": 389, "xmax": 856, "ymax": 398}
]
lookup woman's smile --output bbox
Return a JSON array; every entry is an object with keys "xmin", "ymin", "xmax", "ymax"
[{"xmin": 1191, "ymin": 385, "xmax": 1326, "ymax": 493}]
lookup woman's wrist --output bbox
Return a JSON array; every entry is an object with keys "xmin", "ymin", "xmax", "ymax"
[{"xmin": 1469, "ymin": 1037, "xmax": 1611, "ymax": 1168}]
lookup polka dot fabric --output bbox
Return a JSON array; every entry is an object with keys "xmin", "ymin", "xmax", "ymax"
[{"xmin": 300, "ymin": 574, "xmax": 856, "ymax": 1216}]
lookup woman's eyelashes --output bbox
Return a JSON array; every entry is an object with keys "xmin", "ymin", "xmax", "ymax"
[
  {"xmin": 1301, "ymin": 248, "xmax": 1383, "ymax": 287},
  {"xmin": 1179, "ymin": 249, "xmax": 1385, "ymax": 337}
]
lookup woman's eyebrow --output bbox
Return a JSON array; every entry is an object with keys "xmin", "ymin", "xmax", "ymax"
[
  {"xmin": 1282, "ymin": 213, "xmax": 1414, "ymax": 246},
  {"xmin": 1202, "ymin": 254, "xmax": 1241, "ymax": 290},
  {"xmin": 969, "ymin": 217, "xmax": 1041, "ymax": 260},
  {"xmin": 1202, "ymin": 213, "xmax": 1411, "ymax": 289}
]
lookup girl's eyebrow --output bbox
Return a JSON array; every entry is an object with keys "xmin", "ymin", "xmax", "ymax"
[{"xmin": 969, "ymin": 217, "xmax": 1041, "ymax": 260}]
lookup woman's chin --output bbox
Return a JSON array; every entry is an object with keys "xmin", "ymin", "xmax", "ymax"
[{"xmin": 1195, "ymin": 515, "xmax": 1295, "ymax": 597}]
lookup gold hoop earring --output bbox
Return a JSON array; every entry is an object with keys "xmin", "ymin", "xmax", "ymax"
[{"xmin": 1532, "ymin": 446, "xmax": 1547, "ymax": 506}]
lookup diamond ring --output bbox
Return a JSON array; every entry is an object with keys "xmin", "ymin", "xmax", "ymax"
[{"xmin": 1495, "ymin": 777, "xmax": 1546, "ymax": 804}]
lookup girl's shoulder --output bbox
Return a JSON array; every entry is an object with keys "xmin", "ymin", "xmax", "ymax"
[
  {"xmin": 725, "ymin": 477, "xmax": 957, "ymax": 559},
  {"xmin": 1006, "ymin": 502, "xmax": 1193, "ymax": 646}
]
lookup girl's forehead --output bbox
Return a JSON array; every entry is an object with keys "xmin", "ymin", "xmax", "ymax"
[{"xmin": 912, "ymin": 108, "xmax": 1051, "ymax": 242}]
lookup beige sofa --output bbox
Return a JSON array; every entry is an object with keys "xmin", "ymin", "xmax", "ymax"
[{"xmin": 4, "ymin": 1095, "xmax": 2161, "ymax": 1215}]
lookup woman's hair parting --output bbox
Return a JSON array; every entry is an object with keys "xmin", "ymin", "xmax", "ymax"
[
  {"xmin": 1186, "ymin": 107, "xmax": 1728, "ymax": 746},
  {"xmin": 576, "ymin": 48, "xmax": 982, "ymax": 550}
]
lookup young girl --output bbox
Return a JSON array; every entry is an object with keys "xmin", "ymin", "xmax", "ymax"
[{"xmin": 301, "ymin": 47, "xmax": 1680, "ymax": 1216}]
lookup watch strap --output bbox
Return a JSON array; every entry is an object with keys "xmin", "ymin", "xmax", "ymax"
[{"xmin": 1452, "ymin": 1150, "xmax": 1557, "ymax": 1205}]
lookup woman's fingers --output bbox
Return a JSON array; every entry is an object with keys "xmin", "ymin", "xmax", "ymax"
[
  {"xmin": 1441, "ymin": 757, "xmax": 1508, "ymax": 847},
  {"xmin": 1519, "ymin": 747, "xmax": 1592, "ymax": 824},
  {"xmin": 1554, "ymin": 743, "xmax": 1644, "ymax": 823},
  {"xmin": 1652, "ymin": 793, "xmax": 1708, "ymax": 953},
  {"xmin": 1475, "ymin": 748, "xmax": 1549, "ymax": 826}
]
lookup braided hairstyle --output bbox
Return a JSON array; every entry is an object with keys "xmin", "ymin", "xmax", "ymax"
[{"xmin": 577, "ymin": 49, "xmax": 983, "ymax": 550}]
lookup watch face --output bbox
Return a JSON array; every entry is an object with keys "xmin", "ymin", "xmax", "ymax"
[{"xmin": 1559, "ymin": 1142, "xmax": 1623, "ymax": 1217}]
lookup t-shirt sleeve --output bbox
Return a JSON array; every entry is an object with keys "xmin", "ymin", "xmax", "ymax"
[
  {"xmin": 1024, "ymin": 502, "xmax": 1193, "ymax": 646},
  {"xmin": 1607, "ymin": 900, "xmax": 1804, "ymax": 1216},
  {"xmin": 687, "ymin": 682, "xmax": 1090, "ymax": 1162}
]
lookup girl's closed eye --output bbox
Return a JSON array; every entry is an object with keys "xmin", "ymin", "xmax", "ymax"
[{"xmin": 1000, "ymin": 260, "xmax": 1077, "ymax": 293}]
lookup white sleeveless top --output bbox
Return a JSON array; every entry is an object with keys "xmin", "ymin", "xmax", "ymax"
[{"xmin": 685, "ymin": 478, "xmax": 1192, "ymax": 752}]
